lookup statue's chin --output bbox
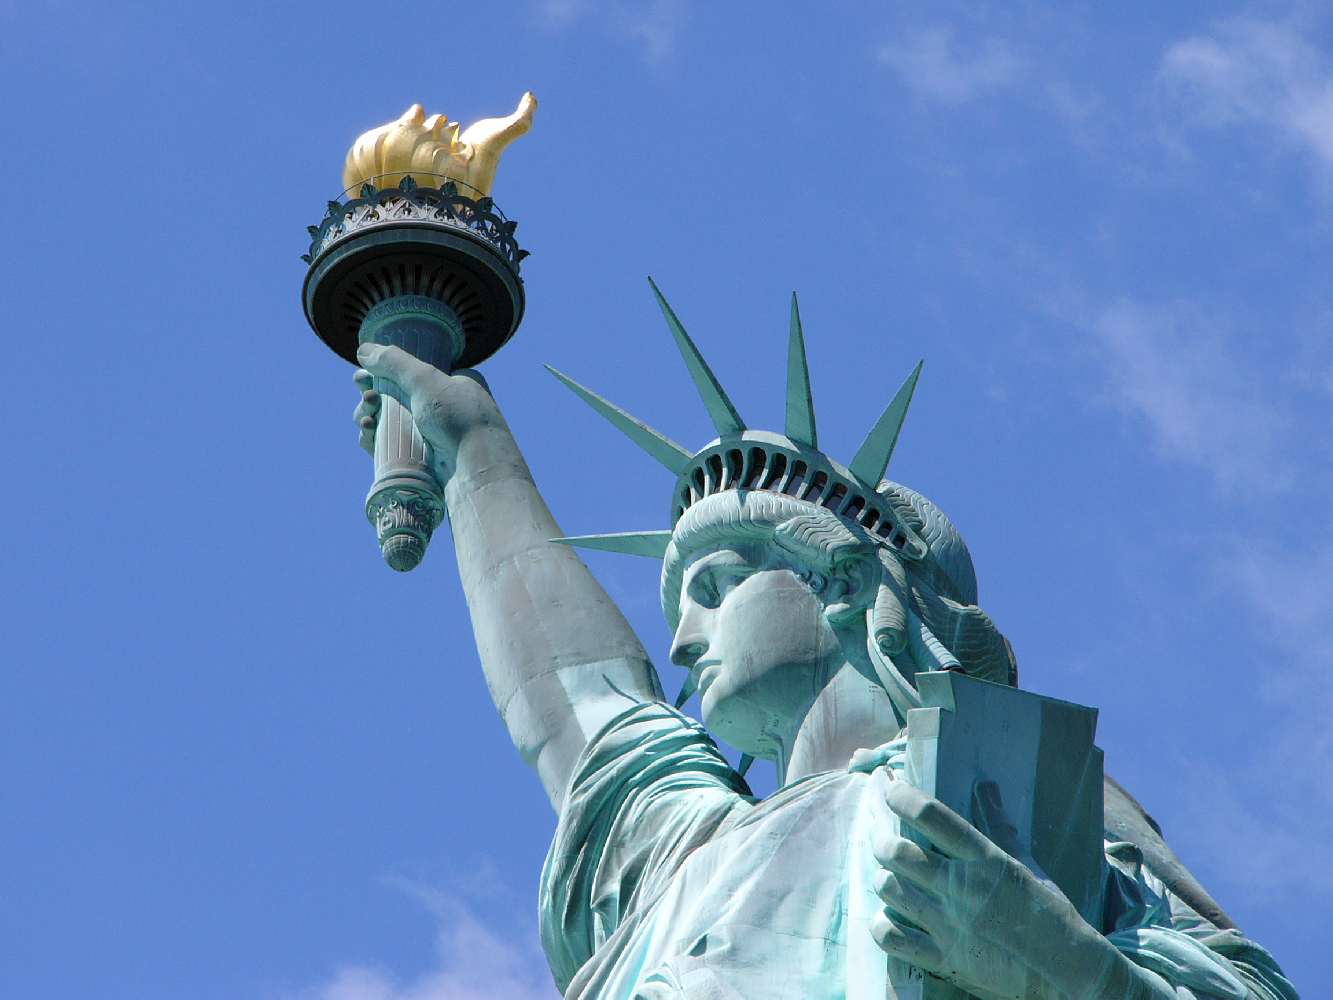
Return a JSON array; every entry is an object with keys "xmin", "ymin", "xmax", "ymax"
[{"xmin": 700, "ymin": 691, "xmax": 776, "ymax": 761}]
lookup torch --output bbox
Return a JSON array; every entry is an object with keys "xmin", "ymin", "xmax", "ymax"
[{"xmin": 302, "ymin": 95, "xmax": 535, "ymax": 570}]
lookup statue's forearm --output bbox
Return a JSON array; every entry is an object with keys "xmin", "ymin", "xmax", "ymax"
[{"xmin": 444, "ymin": 419, "xmax": 663, "ymax": 811}]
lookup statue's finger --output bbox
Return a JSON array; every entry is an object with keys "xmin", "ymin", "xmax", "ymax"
[
  {"xmin": 353, "ymin": 399, "xmax": 379, "ymax": 428},
  {"xmin": 353, "ymin": 387, "xmax": 380, "ymax": 453},
  {"xmin": 872, "ymin": 871, "xmax": 947, "ymax": 935},
  {"xmin": 884, "ymin": 780, "xmax": 987, "ymax": 861},
  {"xmin": 355, "ymin": 343, "xmax": 439, "ymax": 409},
  {"xmin": 353, "ymin": 369, "xmax": 373, "ymax": 391},
  {"xmin": 871, "ymin": 831, "xmax": 943, "ymax": 888},
  {"xmin": 869, "ymin": 912, "xmax": 943, "ymax": 968}
]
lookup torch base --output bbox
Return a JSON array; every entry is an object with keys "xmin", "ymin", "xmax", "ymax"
[{"xmin": 366, "ymin": 472, "xmax": 446, "ymax": 573}]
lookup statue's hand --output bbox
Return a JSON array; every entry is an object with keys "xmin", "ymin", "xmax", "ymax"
[
  {"xmin": 352, "ymin": 343, "xmax": 505, "ymax": 480},
  {"xmin": 871, "ymin": 776, "xmax": 1172, "ymax": 1000},
  {"xmin": 352, "ymin": 369, "xmax": 379, "ymax": 455}
]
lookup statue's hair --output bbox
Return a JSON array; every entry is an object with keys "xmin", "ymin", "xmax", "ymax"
[
  {"xmin": 879, "ymin": 481, "xmax": 977, "ymax": 606},
  {"xmin": 911, "ymin": 578, "xmax": 1015, "ymax": 686},
  {"xmin": 661, "ymin": 492, "xmax": 872, "ymax": 631},
  {"xmin": 661, "ymin": 487, "xmax": 1015, "ymax": 688}
]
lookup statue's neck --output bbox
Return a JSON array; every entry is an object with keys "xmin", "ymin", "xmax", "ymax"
[{"xmin": 778, "ymin": 634, "xmax": 903, "ymax": 786}]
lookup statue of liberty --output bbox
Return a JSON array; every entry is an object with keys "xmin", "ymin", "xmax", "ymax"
[
  {"xmin": 345, "ymin": 280, "xmax": 1297, "ymax": 1000},
  {"xmin": 313, "ymin": 93, "xmax": 1296, "ymax": 1000}
]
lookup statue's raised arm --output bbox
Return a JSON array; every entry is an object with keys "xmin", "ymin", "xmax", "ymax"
[
  {"xmin": 319, "ymin": 95, "xmax": 661, "ymax": 814},
  {"xmin": 354, "ymin": 344, "xmax": 664, "ymax": 812}
]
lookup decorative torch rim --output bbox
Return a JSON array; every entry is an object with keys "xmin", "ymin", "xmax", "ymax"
[
  {"xmin": 301, "ymin": 176, "xmax": 527, "ymax": 370},
  {"xmin": 301, "ymin": 175, "xmax": 528, "ymax": 271}
]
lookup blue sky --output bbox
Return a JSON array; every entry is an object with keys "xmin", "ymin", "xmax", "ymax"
[{"xmin": 1, "ymin": 2, "xmax": 1329, "ymax": 997}]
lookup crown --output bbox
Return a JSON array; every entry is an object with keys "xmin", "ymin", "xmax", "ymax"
[{"xmin": 548, "ymin": 280, "xmax": 926, "ymax": 563}]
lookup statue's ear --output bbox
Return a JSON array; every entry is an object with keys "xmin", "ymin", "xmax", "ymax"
[{"xmin": 821, "ymin": 550, "xmax": 881, "ymax": 623}]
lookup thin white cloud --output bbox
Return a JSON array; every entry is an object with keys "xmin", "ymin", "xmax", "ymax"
[
  {"xmin": 535, "ymin": 0, "xmax": 597, "ymax": 25},
  {"xmin": 289, "ymin": 884, "xmax": 560, "ymax": 1000},
  {"xmin": 1161, "ymin": 18, "xmax": 1333, "ymax": 166},
  {"xmin": 878, "ymin": 27, "xmax": 1021, "ymax": 102},
  {"xmin": 611, "ymin": 0, "xmax": 683, "ymax": 64},
  {"xmin": 1169, "ymin": 538, "xmax": 1333, "ymax": 900},
  {"xmin": 535, "ymin": 0, "xmax": 685, "ymax": 64},
  {"xmin": 1064, "ymin": 291, "xmax": 1333, "ymax": 906},
  {"xmin": 1084, "ymin": 298, "xmax": 1333, "ymax": 907},
  {"xmin": 1170, "ymin": 742, "xmax": 1333, "ymax": 899},
  {"xmin": 1090, "ymin": 299, "xmax": 1288, "ymax": 491}
]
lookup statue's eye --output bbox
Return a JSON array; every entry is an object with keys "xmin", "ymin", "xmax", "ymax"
[
  {"xmin": 692, "ymin": 574, "xmax": 722, "ymax": 609},
  {"xmin": 688, "ymin": 563, "xmax": 752, "ymax": 609},
  {"xmin": 711, "ymin": 570, "xmax": 749, "ymax": 603}
]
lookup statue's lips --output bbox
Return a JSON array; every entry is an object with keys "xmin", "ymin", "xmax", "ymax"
[{"xmin": 696, "ymin": 662, "xmax": 722, "ymax": 698}]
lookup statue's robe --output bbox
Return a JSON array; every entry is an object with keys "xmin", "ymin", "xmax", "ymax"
[{"xmin": 540, "ymin": 702, "xmax": 1296, "ymax": 1000}]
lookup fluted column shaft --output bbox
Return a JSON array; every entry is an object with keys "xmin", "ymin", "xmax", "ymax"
[{"xmin": 359, "ymin": 295, "xmax": 464, "ymax": 570}]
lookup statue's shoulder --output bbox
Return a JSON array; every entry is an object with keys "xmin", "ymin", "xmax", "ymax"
[{"xmin": 1103, "ymin": 773, "xmax": 1235, "ymax": 930}]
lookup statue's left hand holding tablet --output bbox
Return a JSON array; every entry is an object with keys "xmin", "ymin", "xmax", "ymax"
[{"xmin": 872, "ymin": 774, "xmax": 1180, "ymax": 1000}]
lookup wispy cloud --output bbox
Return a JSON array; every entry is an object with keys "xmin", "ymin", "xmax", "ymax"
[
  {"xmin": 1161, "ymin": 18, "xmax": 1333, "ymax": 167},
  {"xmin": 1085, "ymin": 296, "xmax": 1333, "ymax": 901},
  {"xmin": 535, "ymin": 0, "xmax": 597, "ymax": 24},
  {"xmin": 1065, "ymin": 300, "xmax": 1333, "ymax": 932},
  {"xmin": 288, "ymin": 882, "xmax": 559, "ymax": 1000},
  {"xmin": 878, "ymin": 26, "xmax": 1021, "ymax": 102},
  {"xmin": 1089, "ymin": 299, "xmax": 1289, "ymax": 491},
  {"xmin": 1171, "ymin": 739, "xmax": 1333, "ymax": 898},
  {"xmin": 1170, "ymin": 537, "xmax": 1333, "ymax": 901},
  {"xmin": 535, "ymin": 0, "xmax": 686, "ymax": 64}
]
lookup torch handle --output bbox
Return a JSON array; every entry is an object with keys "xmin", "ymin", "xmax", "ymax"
[
  {"xmin": 359, "ymin": 295, "xmax": 463, "ymax": 572},
  {"xmin": 365, "ymin": 386, "xmax": 445, "ymax": 572},
  {"xmin": 373, "ymin": 376, "xmax": 431, "ymax": 472}
]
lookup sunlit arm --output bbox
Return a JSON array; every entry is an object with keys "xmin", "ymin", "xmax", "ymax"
[{"xmin": 354, "ymin": 344, "xmax": 663, "ymax": 813}]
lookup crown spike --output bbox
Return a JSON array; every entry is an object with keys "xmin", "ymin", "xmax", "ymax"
[
  {"xmin": 785, "ymin": 292, "xmax": 817, "ymax": 448},
  {"xmin": 545, "ymin": 365, "xmax": 692, "ymax": 475},
  {"xmin": 648, "ymin": 278, "xmax": 746, "ymax": 437},
  {"xmin": 674, "ymin": 673, "xmax": 697, "ymax": 709},
  {"xmin": 551, "ymin": 531, "xmax": 672, "ymax": 558},
  {"xmin": 737, "ymin": 753, "xmax": 755, "ymax": 778},
  {"xmin": 848, "ymin": 361, "xmax": 923, "ymax": 486}
]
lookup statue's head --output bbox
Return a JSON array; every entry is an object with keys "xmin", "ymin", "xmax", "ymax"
[
  {"xmin": 551, "ymin": 282, "xmax": 1014, "ymax": 756},
  {"xmin": 663, "ymin": 491, "xmax": 881, "ymax": 754},
  {"xmin": 660, "ymin": 476, "xmax": 1005, "ymax": 751}
]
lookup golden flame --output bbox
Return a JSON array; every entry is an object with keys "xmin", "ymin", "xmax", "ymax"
[{"xmin": 342, "ymin": 92, "xmax": 536, "ymax": 198}]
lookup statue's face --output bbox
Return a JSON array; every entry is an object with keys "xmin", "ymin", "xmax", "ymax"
[{"xmin": 670, "ymin": 542, "xmax": 839, "ymax": 759}]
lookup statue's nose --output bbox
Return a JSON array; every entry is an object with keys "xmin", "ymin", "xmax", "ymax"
[
  {"xmin": 671, "ymin": 605, "xmax": 710, "ymax": 668},
  {"xmin": 670, "ymin": 634, "xmax": 708, "ymax": 669},
  {"xmin": 666, "ymin": 637, "xmax": 709, "ymax": 669}
]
